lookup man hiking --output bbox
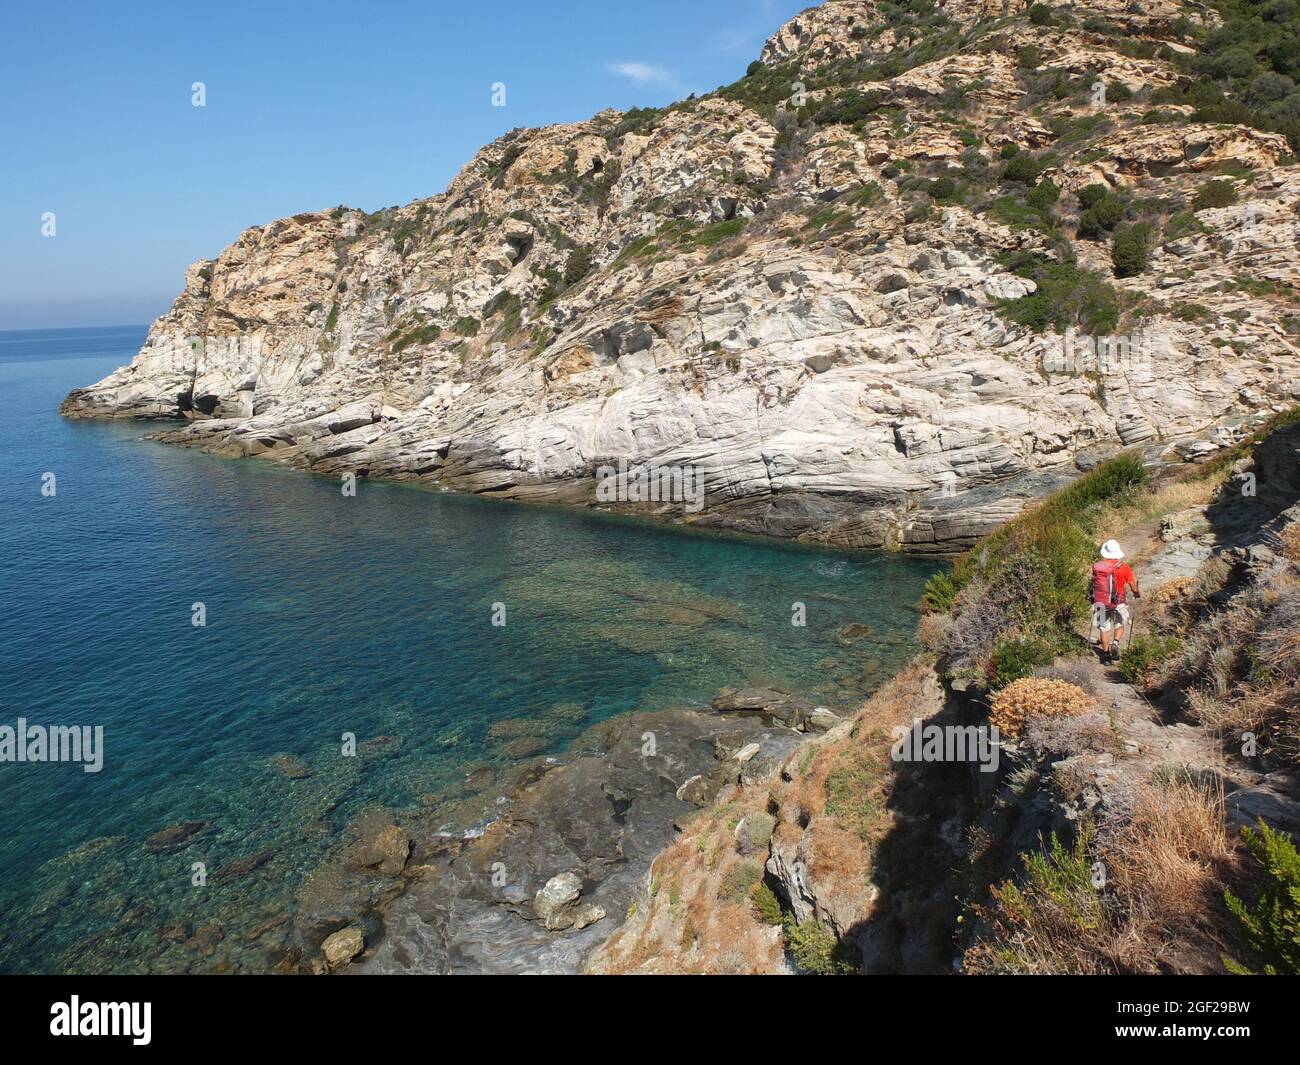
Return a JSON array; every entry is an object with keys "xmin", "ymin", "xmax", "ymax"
[{"xmin": 1092, "ymin": 539, "xmax": 1139, "ymax": 663}]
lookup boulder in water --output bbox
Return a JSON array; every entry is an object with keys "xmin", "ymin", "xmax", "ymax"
[{"xmin": 145, "ymin": 821, "xmax": 207, "ymax": 853}]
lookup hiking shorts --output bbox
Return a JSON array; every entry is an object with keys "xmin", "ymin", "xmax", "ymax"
[{"xmin": 1096, "ymin": 603, "xmax": 1131, "ymax": 632}]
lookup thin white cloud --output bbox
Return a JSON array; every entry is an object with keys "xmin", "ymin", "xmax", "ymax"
[
  {"xmin": 606, "ymin": 61, "xmax": 675, "ymax": 85},
  {"xmin": 717, "ymin": 28, "xmax": 756, "ymax": 53}
]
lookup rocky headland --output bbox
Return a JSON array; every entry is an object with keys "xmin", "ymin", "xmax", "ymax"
[{"xmin": 61, "ymin": 0, "xmax": 1300, "ymax": 553}]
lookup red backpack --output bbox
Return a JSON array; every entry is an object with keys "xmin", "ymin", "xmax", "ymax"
[{"xmin": 1091, "ymin": 559, "xmax": 1121, "ymax": 607}]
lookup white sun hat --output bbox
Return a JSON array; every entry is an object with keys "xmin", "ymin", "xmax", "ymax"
[{"xmin": 1100, "ymin": 539, "xmax": 1124, "ymax": 560}]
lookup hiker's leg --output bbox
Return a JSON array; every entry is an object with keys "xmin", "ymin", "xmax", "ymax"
[
  {"xmin": 1099, "ymin": 609, "xmax": 1118, "ymax": 657},
  {"xmin": 1114, "ymin": 605, "xmax": 1130, "ymax": 647}
]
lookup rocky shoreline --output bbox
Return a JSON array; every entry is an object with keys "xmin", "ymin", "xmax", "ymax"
[
  {"xmin": 63, "ymin": 404, "xmax": 1282, "ymax": 557},
  {"xmin": 288, "ymin": 694, "xmax": 837, "ymax": 974}
]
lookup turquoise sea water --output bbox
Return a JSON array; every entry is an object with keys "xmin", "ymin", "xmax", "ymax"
[{"xmin": 0, "ymin": 326, "xmax": 939, "ymax": 973}]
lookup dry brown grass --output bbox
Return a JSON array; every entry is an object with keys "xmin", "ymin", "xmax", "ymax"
[
  {"xmin": 966, "ymin": 779, "xmax": 1239, "ymax": 974},
  {"xmin": 1177, "ymin": 567, "xmax": 1300, "ymax": 764},
  {"xmin": 1100, "ymin": 779, "xmax": 1239, "ymax": 972},
  {"xmin": 916, "ymin": 611, "xmax": 950, "ymax": 652},
  {"xmin": 782, "ymin": 658, "xmax": 930, "ymax": 823},
  {"xmin": 1107, "ymin": 780, "xmax": 1234, "ymax": 925},
  {"xmin": 1274, "ymin": 521, "xmax": 1300, "ymax": 562},
  {"xmin": 1095, "ymin": 477, "xmax": 1217, "ymax": 542},
  {"xmin": 587, "ymin": 805, "xmax": 788, "ymax": 974},
  {"xmin": 1147, "ymin": 575, "xmax": 1202, "ymax": 634},
  {"xmin": 799, "ymin": 818, "xmax": 875, "ymax": 931},
  {"xmin": 990, "ymin": 678, "xmax": 1095, "ymax": 739}
]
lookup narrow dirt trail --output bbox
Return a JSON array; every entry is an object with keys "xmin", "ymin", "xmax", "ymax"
[{"xmin": 1053, "ymin": 492, "xmax": 1300, "ymax": 833}]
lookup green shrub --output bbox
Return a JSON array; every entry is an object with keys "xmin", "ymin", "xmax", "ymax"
[
  {"xmin": 924, "ymin": 569, "xmax": 960, "ymax": 613},
  {"xmin": 1225, "ymin": 821, "xmax": 1300, "ymax": 975},
  {"xmin": 1118, "ymin": 633, "xmax": 1182, "ymax": 685},
  {"xmin": 1164, "ymin": 211, "xmax": 1207, "ymax": 243},
  {"xmin": 1077, "ymin": 184, "xmax": 1111, "ymax": 210},
  {"xmin": 928, "ymin": 176, "xmax": 961, "ymax": 203},
  {"xmin": 1193, "ymin": 179, "xmax": 1239, "ymax": 211},
  {"xmin": 1002, "ymin": 152, "xmax": 1043, "ymax": 184},
  {"xmin": 988, "ymin": 195, "xmax": 1056, "ymax": 234},
  {"xmin": 1170, "ymin": 0, "xmax": 1300, "ymax": 152},
  {"xmin": 1077, "ymin": 184, "xmax": 1126, "ymax": 239},
  {"xmin": 989, "ymin": 636, "xmax": 1057, "ymax": 691},
  {"xmin": 995, "ymin": 254, "xmax": 1120, "ymax": 334},
  {"xmin": 803, "ymin": 206, "xmax": 855, "ymax": 237},
  {"xmin": 1017, "ymin": 45, "xmax": 1043, "ymax": 70},
  {"xmin": 690, "ymin": 218, "xmax": 747, "ymax": 246},
  {"xmin": 388, "ymin": 321, "xmax": 442, "ymax": 353},
  {"xmin": 563, "ymin": 246, "xmax": 593, "ymax": 286},
  {"xmin": 752, "ymin": 882, "xmax": 784, "ymax": 925},
  {"xmin": 1028, "ymin": 3, "xmax": 1054, "ymax": 27},
  {"xmin": 1045, "ymin": 451, "xmax": 1147, "ymax": 519},
  {"xmin": 813, "ymin": 88, "xmax": 886, "ymax": 126},
  {"xmin": 1026, "ymin": 178, "xmax": 1061, "ymax": 211},
  {"xmin": 966, "ymin": 824, "xmax": 1106, "ymax": 973},
  {"xmin": 452, "ymin": 316, "xmax": 480, "ymax": 337},
  {"xmin": 1111, "ymin": 222, "xmax": 1153, "ymax": 278},
  {"xmin": 783, "ymin": 916, "xmax": 860, "ymax": 974},
  {"xmin": 606, "ymin": 106, "xmax": 666, "ymax": 141},
  {"xmin": 848, "ymin": 181, "xmax": 883, "ymax": 207}
]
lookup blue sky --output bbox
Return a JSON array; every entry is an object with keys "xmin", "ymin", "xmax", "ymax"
[{"xmin": 0, "ymin": 0, "xmax": 806, "ymax": 330}]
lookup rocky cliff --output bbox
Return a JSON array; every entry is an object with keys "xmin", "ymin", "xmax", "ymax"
[{"xmin": 62, "ymin": 0, "xmax": 1300, "ymax": 551}]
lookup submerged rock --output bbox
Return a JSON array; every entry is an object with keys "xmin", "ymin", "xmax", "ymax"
[
  {"xmin": 271, "ymin": 753, "xmax": 313, "ymax": 779},
  {"xmin": 144, "ymin": 821, "xmax": 207, "ymax": 852},
  {"xmin": 835, "ymin": 623, "xmax": 873, "ymax": 645},
  {"xmin": 500, "ymin": 736, "xmax": 549, "ymax": 760},
  {"xmin": 214, "ymin": 848, "xmax": 276, "ymax": 883},
  {"xmin": 47, "ymin": 835, "xmax": 126, "ymax": 868}
]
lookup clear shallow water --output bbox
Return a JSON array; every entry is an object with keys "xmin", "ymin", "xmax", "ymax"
[{"xmin": 0, "ymin": 326, "xmax": 939, "ymax": 973}]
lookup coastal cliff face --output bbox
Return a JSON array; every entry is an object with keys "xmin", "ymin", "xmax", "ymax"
[{"xmin": 62, "ymin": 0, "xmax": 1300, "ymax": 551}]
